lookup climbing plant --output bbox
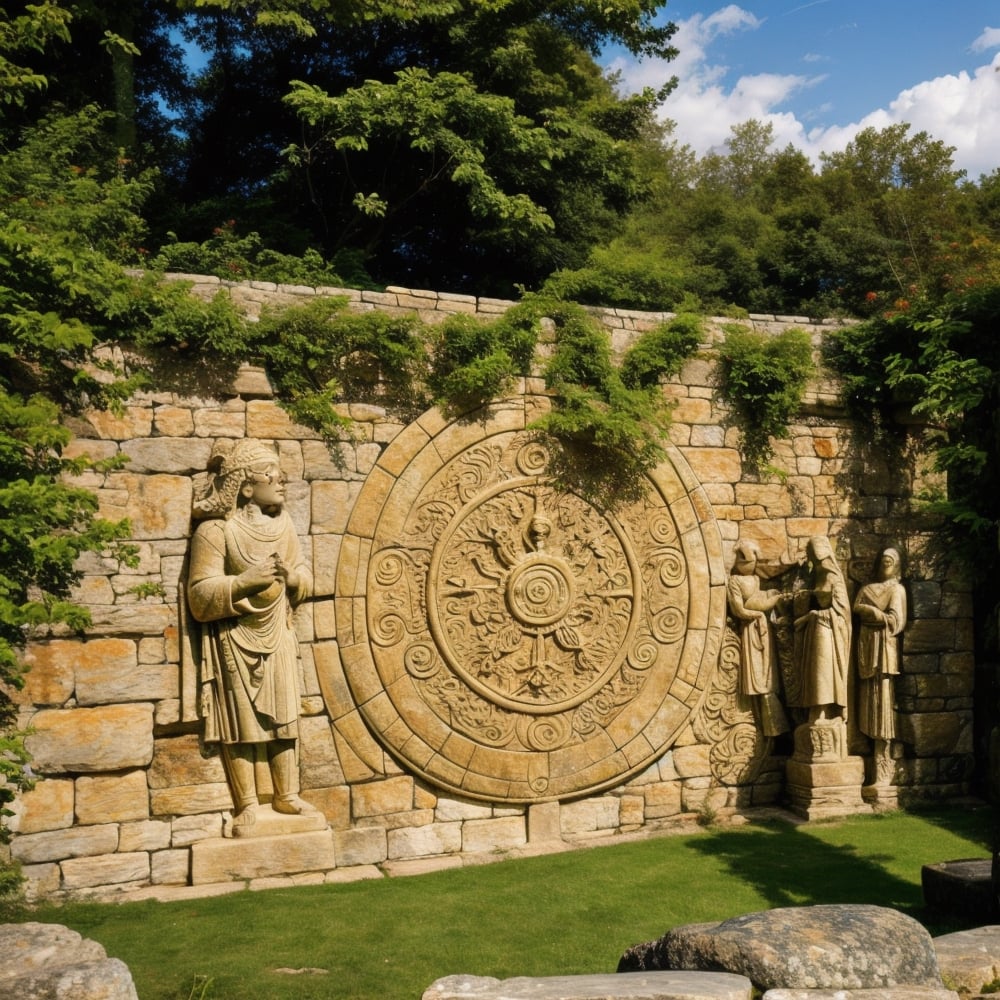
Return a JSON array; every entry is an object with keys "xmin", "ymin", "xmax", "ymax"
[{"xmin": 717, "ymin": 325, "xmax": 815, "ymax": 471}]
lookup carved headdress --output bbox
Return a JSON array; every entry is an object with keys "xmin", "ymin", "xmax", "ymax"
[{"xmin": 193, "ymin": 438, "xmax": 279, "ymax": 519}]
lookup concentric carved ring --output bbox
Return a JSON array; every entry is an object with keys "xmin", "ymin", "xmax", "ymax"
[{"xmin": 332, "ymin": 395, "xmax": 726, "ymax": 802}]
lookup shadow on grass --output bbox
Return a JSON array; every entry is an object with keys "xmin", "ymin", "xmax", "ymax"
[{"xmin": 684, "ymin": 806, "xmax": 995, "ymax": 934}]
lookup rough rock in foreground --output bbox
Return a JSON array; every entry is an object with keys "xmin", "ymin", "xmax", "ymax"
[
  {"xmin": 0, "ymin": 922, "xmax": 139, "ymax": 1000},
  {"xmin": 617, "ymin": 904, "xmax": 943, "ymax": 991}
]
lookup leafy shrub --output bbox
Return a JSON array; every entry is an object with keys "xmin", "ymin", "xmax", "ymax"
[
  {"xmin": 620, "ymin": 313, "xmax": 703, "ymax": 388},
  {"xmin": 717, "ymin": 325, "xmax": 814, "ymax": 469},
  {"xmin": 542, "ymin": 245, "xmax": 691, "ymax": 311}
]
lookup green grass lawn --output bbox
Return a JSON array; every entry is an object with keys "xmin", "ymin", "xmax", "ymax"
[{"xmin": 16, "ymin": 804, "xmax": 996, "ymax": 1000}]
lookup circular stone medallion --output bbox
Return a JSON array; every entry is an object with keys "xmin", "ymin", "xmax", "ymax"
[{"xmin": 333, "ymin": 394, "xmax": 726, "ymax": 802}]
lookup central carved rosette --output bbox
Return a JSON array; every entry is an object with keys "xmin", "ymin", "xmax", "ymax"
[
  {"xmin": 336, "ymin": 400, "xmax": 725, "ymax": 802},
  {"xmin": 427, "ymin": 479, "xmax": 639, "ymax": 716}
]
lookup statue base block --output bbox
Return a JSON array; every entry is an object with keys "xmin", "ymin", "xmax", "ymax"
[
  {"xmin": 786, "ymin": 755, "xmax": 869, "ymax": 820},
  {"xmin": 862, "ymin": 781, "xmax": 899, "ymax": 812},
  {"xmin": 224, "ymin": 803, "xmax": 328, "ymax": 839},
  {"xmin": 191, "ymin": 827, "xmax": 336, "ymax": 884}
]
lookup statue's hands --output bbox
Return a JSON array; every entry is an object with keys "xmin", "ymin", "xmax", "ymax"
[{"xmin": 233, "ymin": 554, "xmax": 284, "ymax": 600}]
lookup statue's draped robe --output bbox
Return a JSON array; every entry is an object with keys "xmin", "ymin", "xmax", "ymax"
[
  {"xmin": 791, "ymin": 572, "xmax": 851, "ymax": 715},
  {"xmin": 854, "ymin": 577, "xmax": 906, "ymax": 740},
  {"xmin": 187, "ymin": 507, "xmax": 312, "ymax": 744},
  {"xmin": 726, "ymin": 572, "xmax": 788, "ymax": 735}
]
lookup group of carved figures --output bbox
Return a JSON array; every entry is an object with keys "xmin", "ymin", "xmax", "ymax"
[
  {"xmin": 182, "ymin": 439, "xmax": 907, "ymax": 828},
  {"xmin": 726, "ymin": 537, "xmax": 906, "ymax": 785}
]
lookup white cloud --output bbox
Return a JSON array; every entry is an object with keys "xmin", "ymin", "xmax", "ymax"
[
  {"xmin": 802, "ymin": 55, "xmax": 1000, "ymax": 178},
  {"xmin": 607, "ymin": 9, "xmax": 1000, "ymax": 179},
  {"xmin": 971, "ymin": 27, "xmax": 1000, "ymax": 52}
]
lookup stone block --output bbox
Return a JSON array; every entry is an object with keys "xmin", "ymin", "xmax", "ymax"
[
  {"xmin": 461, "ymin": 816, "xmax": 526, "ymax": 854},
  {"xmin": 9, "ymin": 777, "xmax": 74, "ymax": 834},
  {"xmin": 681, "ymin": 448, "xmax": 743, "ymax": 484},
  {"xmin": 899, "ymin": 713, "xmax": 965, "ymax": 757},
  {"xmin": 151, "ymin": 848, "xmax": 190, "ymax": 885},
  {"xmin": 61, "ymin": 851, "xmax": 150, "ymax": 890},
  {"xmin": 12, "ymin": 823, "xmax": 119, "ymax": 864},
  {"xmin": 76, "ymin": 770, "xmax": 150, "ymax": 824},
  {"xmin": 672, "ymin": 745, "xmax": 711, "ymax": 778},
  {"xmin": 190, "ymin": 829, "xmax": 336, "ymax": 883},
  {"xmin": 334, "ymin": 826, "xmax": 388, "ymax": 866},
  {"xmin": 560, "ymin": 797, "xmax": 620, "ymax": 835},
  {"xmin": 72, "ymin": 638, "xmax": 145, "ymax": 705},
  {"xmin": 311, "ymin": 479, "xmax": 354, "ymax": 534},
  {"xmin": 301, "ymin": 785, "xmax": 351, "ymax": 829},
  {"xmin": 644, "ymin": 783, "xmax": 682, "ymax": 819},
  {"xmin": 435, "ymin": 797, "xmax": 494, "ymax": 822},
  {"xmin": 352, "ymin": 776, "xmax": 414, "ymax": 818},
  {"xmin": 122, "ymin": 437, "xmax": 213, "ymax": 474},
  {"xmin": 113, "ymin": 473, "xmax": 193, "ymax": 539},
  {"xmin": 387, "ymin": 822, "xmax": 462, "ymax": 860},
  {"xmin": 119, "ymin": 819, "xmax": 171, "ymax": 852},
  {"xmin": 21, "ymin": 863, "xmax": 61, "ymax": 901},
  {"xmin": 171, "ymin": 812, "xmax": 225, "ymax": 847},
  {"xmin": 152, "ymin": 405, "xmax": 196, "ymax": 437},
  {"xmin": 300, "ymin": 715, "xmax": 345, "ymax": 788},
  {"xmin": 26, "ymin": 704, "xmax": 155, "ymax": 774},
  {"xmin": 618, "ymin": 794, "xmax": 644, "ymax": 826},
  {"xmin": 19, "ymin": 640, "xmax": 77, "ymax": 706},
  {"xmin": 527, "ymin": 801, "xmax": 562, "ymax": 843},
  {"xmin": 151, "ymin": 783, "xmax": 233, "ymax": 816},
  {"xmin": 905, "ymin": 620, "xmax": 957, "ymax": 655},
  {"xmin": 148, "ymin": 733, "xmax": 227, "ymax": 788}
]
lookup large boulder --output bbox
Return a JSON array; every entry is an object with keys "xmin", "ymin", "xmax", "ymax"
[
  {"xmin": 0, "ymin": 922, "xmax": 139, "ymax": 1000},
  {"xmin": 617, "ymin": 905, "xmax": 943, "ymax": 991}
]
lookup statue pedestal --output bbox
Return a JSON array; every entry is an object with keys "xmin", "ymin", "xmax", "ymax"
[
  {"xmin": 862, "ymin": 781, "xmax": 899, "ymax": 812},
  {"xmin": 192, "ymin": 826, "xmax": 336, "ymax": 885},
  {"xmin": 785, "ymin": 720, "xmax": 868, "ymax": 820},
  {"xmin": 191, "ymin": 807, "xmax": 334, "ymax": 885}
]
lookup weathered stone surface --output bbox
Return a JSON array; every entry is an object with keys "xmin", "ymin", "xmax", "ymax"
[
  {"xmin": 422, "ymin": 971, "xmax": 753, "ymax": 1000},
  {"xmin": 8, "ymin": 778, "xmax": 74, "ymax": 834},
  {"xmin": 190, "ymin": 829, "xmax": 336, "ymax": 883},
  {"xmin": 0, "ymin": 922, "xmax": 139, "ymax": 999},
  {"xmin": 148, "ymin": 734, "xmax": 227, "ymax": 789},
  {"xmin": 461, "ymin": 816, "xmax": 526, "ymax": 853},
  {"xmin": 764, "ymin": 990, "xmax": 957, "ymax": 1000},
  {"xmin": 61, "ymin": 851, "xmax": 150, "ymax": 890},
  {"xmin": 933, "ymin": 925, "xmax": 1000, "ymax": 995},
  {"xmin": 617, "ymin": 906, "xmax": 942, "ymax": 991},
  {"xmin": 26, "ymin": 704, "xmax": 154, "ymax": 774},
  {"xmin": 76, "ymin": 770, "xmax": 149, "ymax": 824},
  {"xmin": 12, "ymin": 823, "xmax": 119, "ymax": 864},
  {"xmin": 387, "ymin": 822, "xmax": 462, "ymax": 860}
]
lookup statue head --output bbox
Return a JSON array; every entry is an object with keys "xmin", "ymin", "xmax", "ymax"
[
  {"xmin": 193, "ymin": 439, "xmax": 284, "ymax": 519},
  {"xmin": 732, "ymin": 539, "xmax": 760, "ymax": 573},
  {"xmin": 878, "ymin": 547, "xmax": 902, "ymax": 581}
]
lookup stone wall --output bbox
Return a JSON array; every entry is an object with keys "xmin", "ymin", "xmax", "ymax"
[{"xmin": 4, "ymin": 277, "xmax": 975, "ymax": 900}]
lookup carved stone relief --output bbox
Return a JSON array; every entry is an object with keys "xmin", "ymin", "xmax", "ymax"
[{"xmin": 332, "ymin": 395, "xmax": 727, "ymax": 802}]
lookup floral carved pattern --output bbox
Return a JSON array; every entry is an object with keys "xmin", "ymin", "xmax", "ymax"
[{"xmin": 332, "ymin": 395, "xmax": 727, "ymax": 802}]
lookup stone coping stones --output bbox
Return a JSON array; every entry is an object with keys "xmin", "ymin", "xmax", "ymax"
[
  {"xmin": 932, "ymin": 925, "xmax": 1000, "ymax": 995},
  {"xmin": 422, "ymin": 971, "xmax": 752, "ymax": 1000},
  {"xmin": 0, "ymin": 921, "xmax": 139, "ymax": 999},
  {"xmin": 617, "ymin": 905, "xmax": 943, "ymax": 992}
]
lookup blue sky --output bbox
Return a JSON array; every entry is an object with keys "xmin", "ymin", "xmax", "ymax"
[{"xmin": 606, "ymin": 1, "xmax": 1000, "ymax": 178}]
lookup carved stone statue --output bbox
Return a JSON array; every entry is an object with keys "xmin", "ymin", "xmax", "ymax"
[
  {"xmin": 726, "ymin": 540, "xmax": 789, "ymax": 737},
  {"xmin": 854, "ymin": 547, "xmax": 906, "ymax": 786},
  {"xmin": 790, "ymin": 535, "xmax": 852, "ymax": 736},
  {"xmin": 186, "ymin": 439, "xmax": 318, "ymax": 836}
]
